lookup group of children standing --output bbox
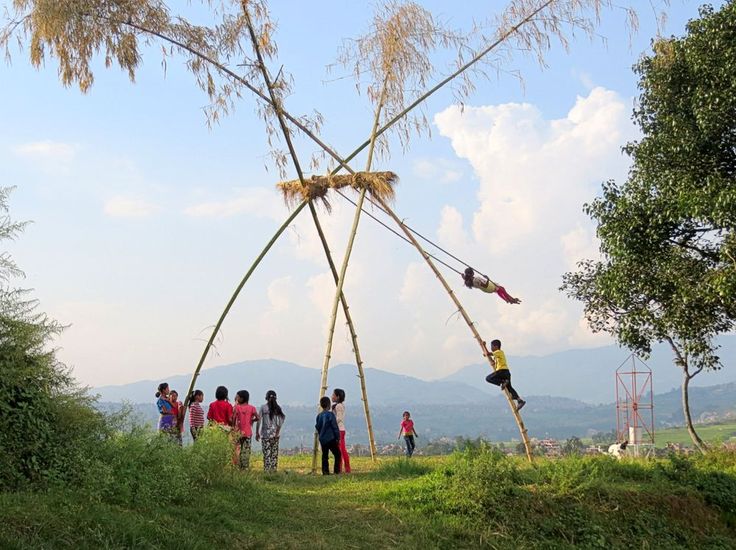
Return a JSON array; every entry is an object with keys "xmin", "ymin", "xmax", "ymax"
[
  {"xmin": 156, "ymin": 339, "xmax": 524, "ymax": 473},
  {"xmin": 155, "ymin": 383, "xmax": 286, "ymax": 472},
  {"xmin": 315, "ymin": 389, "xmax": 420, "ymax": 474}
]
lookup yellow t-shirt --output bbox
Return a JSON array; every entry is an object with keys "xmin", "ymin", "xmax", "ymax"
[
  {"xmin": 474, "ymin": 275, "xmax": 498, "ymax": 293},
  {"xmin": 492, "ymin": 349, "xmax": 509, "ymax": 370}
]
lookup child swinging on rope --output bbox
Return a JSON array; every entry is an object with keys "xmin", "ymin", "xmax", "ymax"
[{"xmin": 463, "ymin": 267, "xmax": 521, "ymax": 304}]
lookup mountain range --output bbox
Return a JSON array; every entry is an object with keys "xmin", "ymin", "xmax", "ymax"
[
  {"xmin": 95, "ymin": 336, "xmax": 736, "ymax": 406},
  {"xmin": 94, "ymin": 339, "xmax": 736, "ymax": 447}
]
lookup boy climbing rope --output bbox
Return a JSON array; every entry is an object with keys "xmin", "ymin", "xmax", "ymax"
[
  {"xmin": 484, "ymin": 339, "xmax": 526, "ymax": 411},
  {"xmin": 463, "ymin": 267, "xmax": 521, "ymax": 304}
]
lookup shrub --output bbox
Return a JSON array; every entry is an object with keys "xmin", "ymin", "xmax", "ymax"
[
  {"xmin": 79, "ymin": 426, "xmax": 234, "ymax": 506},
  {"xmin": 0, "ymin": 187, "xmax": 113, "ymax": 490},
  {"xmin": 374, "ymin": 458, "xmax": 433, "ymax": 478}
]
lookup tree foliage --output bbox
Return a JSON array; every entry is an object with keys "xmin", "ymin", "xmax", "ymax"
[
  {"xmin": 562, "ymin": 2, "xmax": 736, "ymax": 371},
  {"xmin": 0, "ymin": 188, "xmax": 108, "ymax": 489},
  {"xmin": 562, "ymin": 2, "xmax": 736, "ymax": 451},
  {"xmin": 562, "ymin": 435, "xmax": 585, "ymax": 455}
]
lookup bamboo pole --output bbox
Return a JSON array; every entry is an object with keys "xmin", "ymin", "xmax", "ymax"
[
  {"xmin": 307, "ymin": 202, "xmax": 378, "ymax": 462},
  {"xmin": 109, "ymin": 1, "xmax": 549, "ymax": 458},
  {"xmin": 311, "ymin": 73, "xmax": 391, "ymax": 471},
  {"xmin": 311, "ymin": 186, "xmax": 369, "ymax": 472},
  {"xmin": 183, "ymin": 200, "xmax": 308, "ymax": 407},
  {"xmin": 241, "ymin": 10, "xmax": 378, "ymax": 465},
  {"xmin": 373, "ymin": 195, "xmax": 534, "ymax": 462}
]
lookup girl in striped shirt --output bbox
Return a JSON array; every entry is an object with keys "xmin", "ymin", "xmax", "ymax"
[{"xmin": 188, "ymin": 389, "xmax": 205, "ymax": 441}]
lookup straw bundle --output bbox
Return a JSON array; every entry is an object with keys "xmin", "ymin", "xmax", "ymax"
[{"xmin": 277, "ymin": 171, "xmax": 398, "ymax": 211}]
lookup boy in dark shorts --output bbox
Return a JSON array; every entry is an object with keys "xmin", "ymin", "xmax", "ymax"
[{"xmin": 484, "ymin": 339, "xmax": 526, "ymax": 411}]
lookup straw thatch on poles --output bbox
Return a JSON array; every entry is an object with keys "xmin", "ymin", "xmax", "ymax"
[{"xmin": 277, "ymin": 171, "xmax": 398, "ymax": 211}]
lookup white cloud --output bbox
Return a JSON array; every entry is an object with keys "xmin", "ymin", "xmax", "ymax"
[
  {"xmin": 257, "ymin": 276, "xmax": 296, "ymax": 338},
  {"xmin": 412, "ymin": 157, "xmax": 465, "ymax": 184},
  {"xmin": 402, "ymin": 86, "xmax": 638, "ymax": 356},
  {"xmin": 571, "ymin": 68, "xmax": 595, "ymax": 90},
  {"xmin": 437, "ymin": 205, "xmax": 468, "ymax": 251},
  {"xmin": 12, "ymin": 141, "xmax": 79, "ymax": 176},
  {"xmin": 560, "ymin": 224, "xmax": 599, "ymax": 271},
  {"xmin": 434, "ymin": 87, "xmax": 633, "ymax": 255},
  {"xmin": 307, "ymin": 271, "xmax": 337, "ymax": 321},
  {"xmin": 399, "ymin": 262, "xmax": 430, "ymax": 304},
  {"xmin": 104, "ymin": 196, "xmax": 159, "ymax": 218},
  {"xmin": 183, "ymin": 187, "xmax": 284, "ymax": 220},
  {"xmin": 266, "ymin": 276, "xmax": 294, "ymax": 313},
  {"xmin": 12, "ymin": 140, "xmax": 78, "ymax": 163}
]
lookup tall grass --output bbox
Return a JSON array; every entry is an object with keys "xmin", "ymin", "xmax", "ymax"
[
  {"xmin": 382, "ymin": 447, "xmax": 736, "ymax": 547},
  {"xmin": 77, "ymin": 426, "xmax": 235, "ymax": 506},
  {"xmin": 373, "ymin": 458, "xmax": 433, "ymax": 478}
]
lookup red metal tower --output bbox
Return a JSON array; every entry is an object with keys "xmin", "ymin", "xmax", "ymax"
[{"xmin": 615, "ymin": 353, "xmax": 655, "ymax": 455}]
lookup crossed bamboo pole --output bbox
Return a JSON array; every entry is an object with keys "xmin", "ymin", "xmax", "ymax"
[
  {"xmin": 159, "ymin": 3, "xmax": 548, "ymax": 461},
  {"xmin": 310, "ymin": 68, "xmax": 393, "ymax": 471},
  {"xmin": 242, "ymin": 8, "xmax": 381, "ymax": 465}
]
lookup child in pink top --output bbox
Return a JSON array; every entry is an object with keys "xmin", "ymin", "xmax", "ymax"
[
  {"xmin": 397, "ymin": 411, "xmax": 418, "ymax": 457},
  {"xmin": 233, "ymin": 390, "xmax": 259, "ymax": 469},
  {"xmin": 169, "ymin": 390, "xmax": 184, "ymax": 446}
]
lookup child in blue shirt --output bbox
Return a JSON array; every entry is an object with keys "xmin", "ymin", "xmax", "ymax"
[{"xmin": 315, "ymin": 396, "xmax": 342, "ymax": 475}]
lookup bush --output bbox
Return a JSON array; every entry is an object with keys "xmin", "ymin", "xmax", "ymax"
[
  {"xmin": 658, "ymin": 450, "xmax": 736, "ymax": 516},
  {"xmin": 0, "ymin": 185, "xmax": 114, "ymax": 489},
  {"xmin": 393, "ymin": 447, "xmax": 736, "ymax": 547},
  {"xmin": 0, "ymin": 188, "xmax": 236, "ymax": 495},
  {"xmin": 374, "ymin": 458, "xmax": 433, "ymax": 478},
  {"xmin": 79, "ymin": 426, "xmax": 234, "ymax": 506}
]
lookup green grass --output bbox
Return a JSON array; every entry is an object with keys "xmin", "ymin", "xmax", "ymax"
[
  {"xmin": 655, "ymin": 421, "xmax": 736, "ymax": 447},
  {"xmin": 2, "ymin": 451, "xmax": 736, "ymax": 549}
]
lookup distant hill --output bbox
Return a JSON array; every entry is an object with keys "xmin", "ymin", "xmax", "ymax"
[
  {"xmin": 95, "ymin": 336, "xmax": 736, "ymax": 407},
  {"xmin": 98, "ymin": 380, "xmax": 736, "ymax": 448},
  {"xmin": 94, "ymin": 359, "xmax": 491, "ymax": 406},
  {"xmin": 441, "ymin": 335, "xmax": 736, "ymax": 404},
  {"xmin": 94, "ymin": 338, "xmax": 736, "ymax": 447}
]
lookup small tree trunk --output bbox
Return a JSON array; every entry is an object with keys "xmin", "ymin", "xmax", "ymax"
[
  {"xmin": 681, "ymin": 367, "xmax": 708, "ymax": 453},
  {"xmin": 666, "ymin": 337, "xmax": 708, "ymax": 453}
]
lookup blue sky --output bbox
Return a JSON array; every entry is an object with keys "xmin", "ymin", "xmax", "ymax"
[{"xmin": 0, "ymin": 1, "xmax": 723, "ymax": 387}]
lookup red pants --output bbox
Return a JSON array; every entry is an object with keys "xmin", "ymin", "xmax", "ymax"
[
  {"xmin": 496, "ymin": 285, "xmax": 516, "ymax": 304},
  {"xmin": 339, "ymin": 430, "xmax": 351, "ymax": 473}
]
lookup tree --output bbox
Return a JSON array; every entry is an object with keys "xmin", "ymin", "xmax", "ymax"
[
  {"xmin": 0, "ymin": 188, "xmax": 106, "ymax": 488},
  {"xmin": 562, "ymin": 436, "xmax": 585, "ymax": 456},
  {"xmin": 562, "ymin": 3, "xmax": 736, "ymax": 453}
]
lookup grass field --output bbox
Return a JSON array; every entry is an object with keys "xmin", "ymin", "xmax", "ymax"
[
  {"xmin": 2, "ymin": 450, "xmax": 735, "ymax": 549},
  {"xmin": 655, "ymin": 421, "xmax": 736, "ymax": 447}
]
